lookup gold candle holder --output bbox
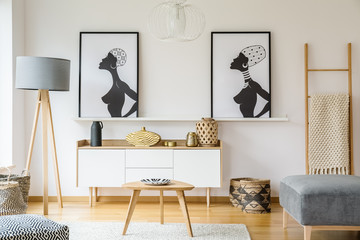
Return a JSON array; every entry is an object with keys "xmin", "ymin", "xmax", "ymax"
[{"xmin": 167, "ymin": 141, "xmax": 177, "ymax": 147}]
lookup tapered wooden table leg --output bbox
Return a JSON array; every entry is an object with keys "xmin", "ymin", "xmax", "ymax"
[
  {"xmin": 176, "ymin": 190, "xmax": 193, "ymax": 237},
  {"xmin": 160, "ymin": 190, "xmax": 164, "ymax": 224},
  {"xmin": 206, "ymin": 187, "xmax": 210, "ymax": 208},
  {"xmin": 123, "ymin": 190, "xmax": 141, "ymax": 235},
  {"xmin": 122, "ymin": 180, "xmax": 194, "ymax": 237}
]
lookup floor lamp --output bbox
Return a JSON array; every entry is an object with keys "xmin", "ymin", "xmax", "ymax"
[{"xmin": 16, "ymin": 56, "xmax": 71, "ymax": 215}]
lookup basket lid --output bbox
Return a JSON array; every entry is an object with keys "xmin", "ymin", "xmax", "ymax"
[{"xmin": 201, "ymin": 117, "xmax": 215, "ymax": 122}]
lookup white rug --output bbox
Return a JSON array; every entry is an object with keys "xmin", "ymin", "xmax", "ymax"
[{"xmin": 64, "ymin": 222, "xmax": 251, "ymax": 240}]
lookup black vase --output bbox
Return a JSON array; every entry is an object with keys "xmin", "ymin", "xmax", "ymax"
[{"xmin": 90, "ymin": 121, "xmax": 103, "ymax": 146}]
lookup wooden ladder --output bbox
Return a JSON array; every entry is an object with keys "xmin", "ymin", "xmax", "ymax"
[{"xmin": 304, "ymin": 43, "xmax": 353, "ymax": 174}]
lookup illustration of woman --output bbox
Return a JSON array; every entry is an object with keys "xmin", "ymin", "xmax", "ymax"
[
  {"xmin": 99, "ymin": 48, "xmax": 137, "ymax": 117},
  {"xmin": 230, "ymin": 45, "xmax": 270, "ymax": 117}
]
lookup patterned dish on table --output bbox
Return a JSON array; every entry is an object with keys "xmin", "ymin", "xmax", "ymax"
[{"xmin": 140, "ymin": 179, "xmax": 171, "ymax": 185}]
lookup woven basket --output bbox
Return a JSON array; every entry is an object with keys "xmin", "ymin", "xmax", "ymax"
[
  {"xmin": 0, "ymin": 174, "xmax": 30, "ymax": 203},
  {"xmin": 240, "ymin": 179, "xmax": 271, "ymax": 214},
  {"xmin": 196, "ymin": 118, "xmax": 218, "ymax": 147},
  {"xmin": 0, "ymin": 181, "xmax": 27, "ymax": 216},
  {"xmin": 229, "ymin": 178, "xmax": 256, "ymax": 209}
]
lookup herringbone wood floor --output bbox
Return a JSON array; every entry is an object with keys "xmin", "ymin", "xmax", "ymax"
[{"xmin": 27, "ymin": 201, "xmax": 360, "ymax": 240}]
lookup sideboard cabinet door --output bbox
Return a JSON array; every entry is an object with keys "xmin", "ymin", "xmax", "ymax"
[
  {"xmin": 174, "ymin": 150, "xmax": 221, "ymax": 187},
  {"xmin": 78, "ymin": 149, "xmax": 125, "ymax": 187}
]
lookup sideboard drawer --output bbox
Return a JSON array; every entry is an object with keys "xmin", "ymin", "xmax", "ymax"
[
  {"xmin": 126, "ymin": 149, "xmax": 173, "ymax": 167},
  {"xmin": 125, "ymin": 169, "xmax": 173, "ymax": 183}
]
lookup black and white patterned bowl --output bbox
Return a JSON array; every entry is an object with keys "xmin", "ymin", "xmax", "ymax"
[{"xmin": 140, "ymin": 178, "xmax": 171, "ymax": 185}]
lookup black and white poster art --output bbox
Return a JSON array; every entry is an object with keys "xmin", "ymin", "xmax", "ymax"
[
  {"xmin": 79, "ymin": 32, "xmax": 138, "ymax": 118},
  {"xmin": 211, "ymin": 32, "xmax": 271, "ymax": 118}
]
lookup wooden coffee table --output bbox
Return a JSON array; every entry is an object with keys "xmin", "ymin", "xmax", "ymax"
[{"xmin": 122, "ymin": 180, "xmax": 195, "ymax": 237}]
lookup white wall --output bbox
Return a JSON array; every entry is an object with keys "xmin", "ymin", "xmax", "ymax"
[
  {"xmin": 0, "ymin": 0, "xmax": 14, "ymax": 166},
  {"xmin": 20, "ymin": 0, "xmax": 360, "ymax": 197},
  {"xmin": 12, "ymin": 0, "xmax": 26, "ymax": 173},
  {"xmin": 0, "ymin": 0, "xmax": 25, "ymax": 168}
]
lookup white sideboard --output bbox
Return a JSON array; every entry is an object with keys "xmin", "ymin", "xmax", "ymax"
[{"xmin": 76, "ymin": 139, "xmax": 222, "ymax": 207}]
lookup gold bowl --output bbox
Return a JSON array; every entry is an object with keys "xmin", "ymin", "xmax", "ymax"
[{"xmin": 126, "ymin": 127, "xmax": 161, "ymax": 147}]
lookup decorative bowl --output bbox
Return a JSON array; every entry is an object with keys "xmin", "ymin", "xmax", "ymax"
[
  {"xmin": 140, "ymin": 178, "xmax": 171, "ymax": 185},
  {"xmin": 126, "ymin": 127, "xmax": 161, "ymax": 147}
]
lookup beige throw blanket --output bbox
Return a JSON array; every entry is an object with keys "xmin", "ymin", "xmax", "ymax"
[{"xmin": 309, "ymin": 93, "xmax": 350, "ymax": 175}]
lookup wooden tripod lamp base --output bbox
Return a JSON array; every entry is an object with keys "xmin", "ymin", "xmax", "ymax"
[{"xmin": 25, "ymin": 90, "xmax": 63, "ymax": 215}]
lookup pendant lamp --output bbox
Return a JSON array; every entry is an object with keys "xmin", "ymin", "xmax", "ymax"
[{"xmin": 148, "ymin": 0, "xmax": 205, "ymax": 41}]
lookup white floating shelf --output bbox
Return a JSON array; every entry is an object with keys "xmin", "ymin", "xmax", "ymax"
[
  {"xmin": 74, "ymin": 117, "xmax": 202, "ymax": 122},
  {"xmin": 215, "ymin": 117, "xmax": 288, "ymax": 122},
  {"xmin": 74, "ymin": 116, "xmax": 288, "ymax": 122}
]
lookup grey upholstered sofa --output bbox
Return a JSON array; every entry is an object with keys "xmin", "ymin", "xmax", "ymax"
[{"xmin": 280, "ymin": 175, "xmax": 360, "ymax": 240}]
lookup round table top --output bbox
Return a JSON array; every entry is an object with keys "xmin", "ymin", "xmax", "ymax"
[{"xmin": 122, "ymin": 180, "xmax": 194, "ymax": 191}]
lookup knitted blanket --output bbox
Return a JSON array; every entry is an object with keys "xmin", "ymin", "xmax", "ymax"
[{"xmin": 309, "ymin": 93, "xmax": 350, "ymax": 175}]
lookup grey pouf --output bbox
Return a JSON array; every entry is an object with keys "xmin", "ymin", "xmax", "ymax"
[
  {"xmin": 0, "ymin": 214, "xmax": 69, "ymax": 240},
  {"xmin": 280, "ymin": 174, "xmax": 360, "ymax": 226}
]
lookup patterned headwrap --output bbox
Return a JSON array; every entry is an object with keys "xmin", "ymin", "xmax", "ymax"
[
  {"xmin": 109, "ymin": 48, "xmax": 127, "ymax": 67},
  {"xmin": 241, "ymin": 45, "xmax": 266, "ymax": 67}
]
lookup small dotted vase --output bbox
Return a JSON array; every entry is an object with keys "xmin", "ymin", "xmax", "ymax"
[{"xmin": 196, "ymin": 118, "xmax": 218, "ymax": 147}]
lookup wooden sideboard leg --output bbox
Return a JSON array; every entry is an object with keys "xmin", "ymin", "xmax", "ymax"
[
  {"xmin": 206, "ymin": 187, "xmax": 210, "ymax": 208},
  {"xmin": 94, "ymin": 187, "xmax": 98, "ymax": 202},
  {"xmin": 160, "ymin": 190, "xmax": 164, "ymax": 224},
  {"xmin": 283, "ymin": 208, "xmax": 288, "ymax": 229},
  {"xmin": 123, "ymin": 190, "xmax": 141, "ymax": 235},
  {"xmin": 176, "ymin": 190, "xmax": 193, "ymax": 237},
  {"xmin": 89, "ymin": 187, "xmax": 93, "ymax": 207}
]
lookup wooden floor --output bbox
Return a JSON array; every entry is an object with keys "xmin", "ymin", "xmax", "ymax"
[{"xmin": 27, "ymin": 201, "xmax": 360, "ymax": 240}]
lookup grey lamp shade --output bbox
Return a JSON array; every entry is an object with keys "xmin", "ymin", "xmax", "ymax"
[{"xmin": 16, "ymin": 56, "xmax": 70, "ymax": 91}]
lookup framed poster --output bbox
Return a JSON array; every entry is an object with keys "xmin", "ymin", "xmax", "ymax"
[
  {"xmin": 79, "ymin": 32, "xmax": 139, "ymax": 118},
  {"xmin": 211, "ymin": 32, "xmax": 271, "ymax": 118}
]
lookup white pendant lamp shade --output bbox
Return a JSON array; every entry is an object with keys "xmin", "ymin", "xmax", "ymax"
[
  {"xmin": 148, "ymin": 0, "xmax": 205, "ymax": 41},
  {"xmin": 16, "ymin": 56, "xmax": 70, "ymax": 91}
]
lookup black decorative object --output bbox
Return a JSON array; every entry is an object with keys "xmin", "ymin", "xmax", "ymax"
[
  {"xmin": 140, "ymin": 179, "xmax": 171, "ymax": 185},
  {"xmin": 79, "ymin": 32, "xmax": 139, "ymax": 118},
  {"xmin": 211, "ymin": 32, "xmax": 271, "ymax": 118},
  {"xmin": 90, "ymin": 121, "xmax": 103, "ymax": 147}
]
